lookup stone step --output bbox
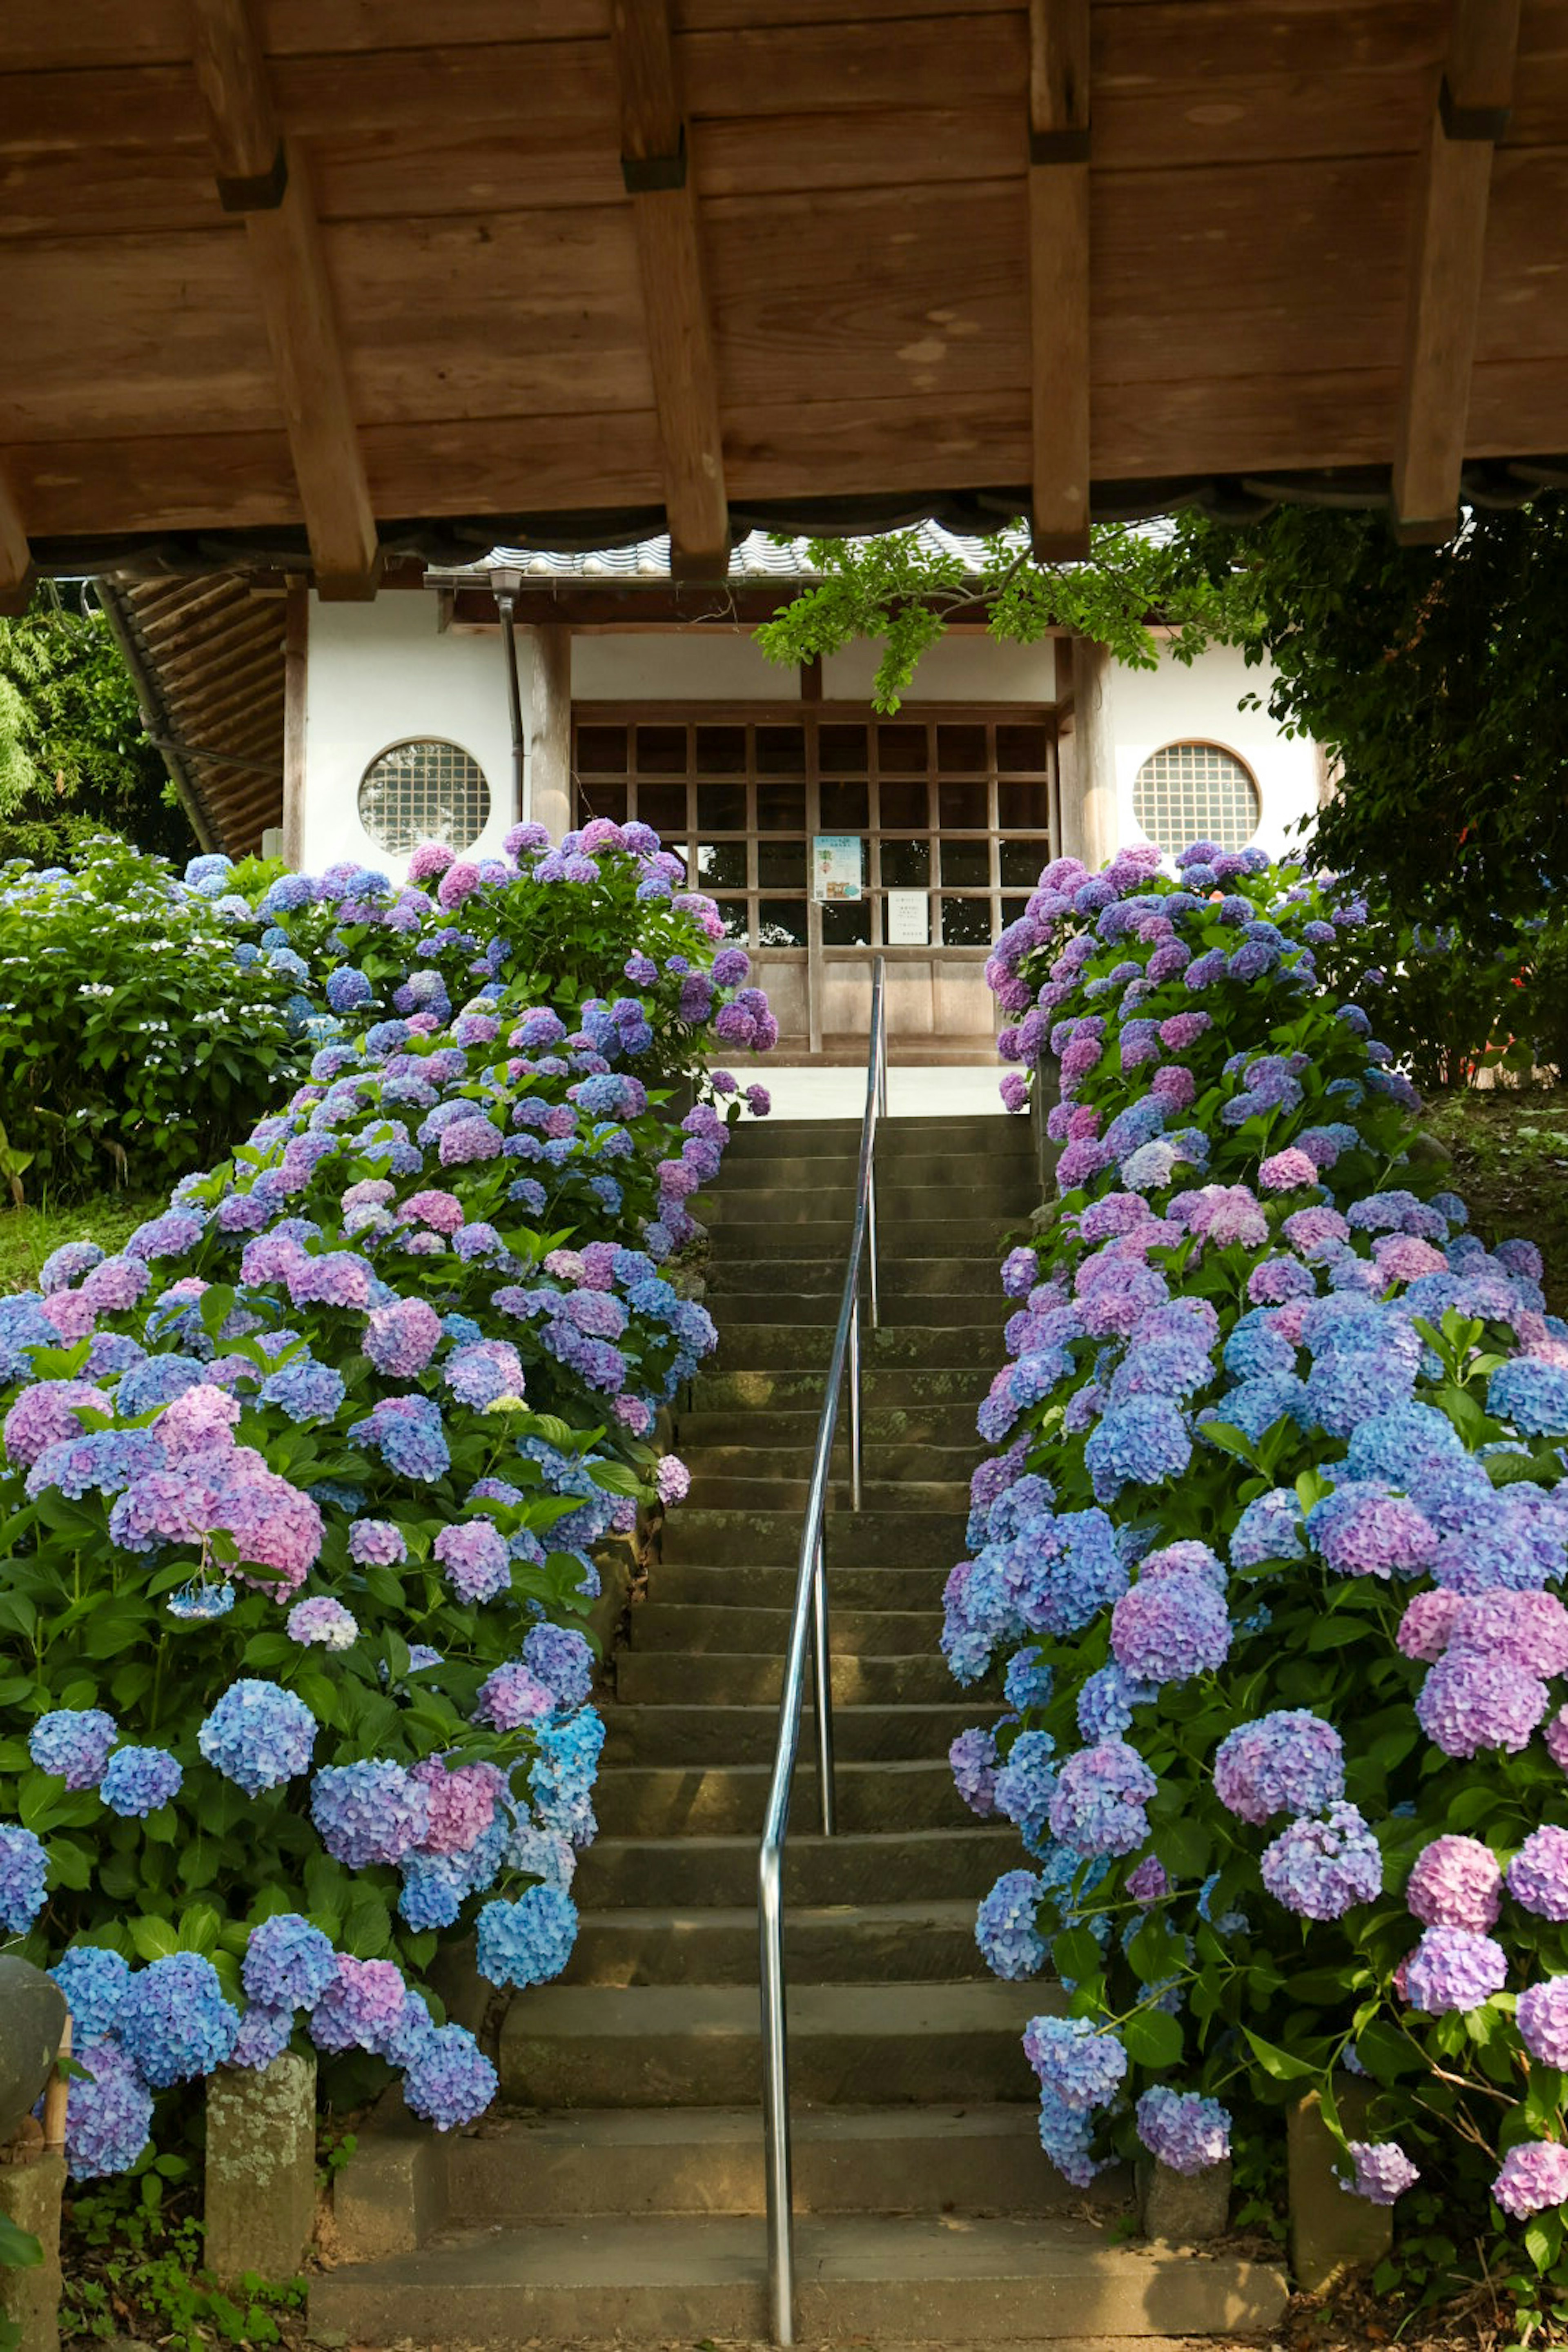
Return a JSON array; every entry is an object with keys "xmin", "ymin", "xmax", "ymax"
[
  {"xmin": 712, "ymin": 1321, "xmax": 1002, "ymax": 1370},
  {"xmin": 566, "ymin": 1899, "xmax": 987, "ymax": 1987},
  {"xmin": 709, "ymin": 1180, "xmax": 1033, "ymax": 1227},
  {"xmin": 678, "ymin": 1404, "xmax": 982, "ymax": 1448},
  {"xmin": 709, "ymin": 1219, "xmax": 1026, "ymax": 1261},
  {"xmin": 648, "ymin": 1561, "xmax": 953, "ymax": 1611},
  {"xmin": 719, "ymin": 1152, "xmax": 1036, "ymax": 1193},
  {"xmin": 629, "ymin": 1601, "xmax": 936, "ymax": 1658},
  {"xmin": 710, "ymin": 1290, "xmax": 1010, "ymax": 1328},
  {"xmin": 615, "ymin": 1649, "xmax": 960, "ymax": 1708},
  {"xmin": 662, "ymin": 1506, "xmax": 968, "ymax": 1566},
  {"xmin": 312, "ymin": 2211, "xmax": 1287, "ymax": 2345},
  {"xmin": 441, "ymin": 2103, "xmax": 1094, "ymax": 2221},
  {"xmin": 706, "ymin": 1252, "xmax": 1005, "ymax": 1293},
  {"xmin": 689, "ymin": 1365, "xmax": 993, "ymax": 1411},
  {"xmin": 601, "ymin": 1702, "xmax": 986, "ymax": 1768},
  {"xmin": 575, "ymin": 1825, "xmax": 1018, "ymax": 1909},
  {"xmin": 496, "ymin": 1980, "xmax": 1049, "ymax": 2108},
  {"xmin": 594, "ymin": 1758, "xmax": 963, "ymax": 1838},
  {"xmin": 686, "ymin": 1472, "xmax": 972, "ymax": 1512},
  {"xmin": 685, "ymin": 1440, "xmax": 978, "ymax": 1488},
  {"xmin": 726, "ymin": 1113, "xmax": 1031, "ymax": 1157}
]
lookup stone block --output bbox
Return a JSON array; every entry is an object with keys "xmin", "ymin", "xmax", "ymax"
[
  {"xmin": 204, "ymin": 2053, "xmax": 316, "ymax": 2288},
  {"xmin": 0, "ymin": 1961, "xmax": 67, "ymax": 2142},
  {"xmin": 1288, "ymin": 2081, "xmax": 1391, "ymax": 2291},
  {"xmin": 331, "ymin": 2092, "xmax": 447, "ymax": 2263},
  {"xmin": 0, "ymin": 2149, "xmax": 66, "ymax": 2352},
  {"xmin": 1138, "ymin": 2152, "xmax": 1232, "ymax": 2242}
]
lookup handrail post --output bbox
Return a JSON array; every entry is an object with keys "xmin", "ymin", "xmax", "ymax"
[
  {"xmin": 812, "ymin": 1524, "xmax": 836, "ymax": 1835},
  {"xmin": 759, "ymin": 1845, "xmax": 795, "ymax": 2345}
]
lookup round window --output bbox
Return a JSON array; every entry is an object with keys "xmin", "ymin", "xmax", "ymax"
[
  {"xmin": 1132, "ymin": 742, "xmax": 1261, "ymax": 858},
  {"xmin": 358, "ymin": 739, "xmax": 491, "ymax": 857}
]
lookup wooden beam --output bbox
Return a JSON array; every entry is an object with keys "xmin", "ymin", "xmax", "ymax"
[
  {"xmin": 187, "ymin": 0, "xmax": 379, "ymax": 597},
  {"xmin": 610, "ymin": 0, "xmax": 729, "ymax": 579},
  {"xmin": 528, "ymin": 622, "xmax": 574, "ymax": 842},
  {"xmin": 1027, "ymin": 0, "xmax": 1091, "ymax": 562},
  {"xmin": 0, "ymin": 463, "xmax": 35, "ymax": 617},
  {"xmin": 1392, "ymin": 0, "xmax": 1521, "ymax": 543}
]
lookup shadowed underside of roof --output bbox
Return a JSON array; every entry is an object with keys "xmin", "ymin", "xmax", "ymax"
[{"xmin": 3, "ymin": 0, "xmax": 1568, "ymax": 600}]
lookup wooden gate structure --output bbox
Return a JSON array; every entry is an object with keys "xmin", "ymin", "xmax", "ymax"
[{"xmin": 3, "ymin": 0, "xmax": 1567, "ymax": 607}]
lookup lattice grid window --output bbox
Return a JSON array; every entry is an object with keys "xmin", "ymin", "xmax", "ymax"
[
  {"xmin": 1132, "ymin": 742, "xmax": 1260, "ymax": 857},
  {"xmin": 358, "ymin": 739, "xmax": 491, "ymax": 856}
]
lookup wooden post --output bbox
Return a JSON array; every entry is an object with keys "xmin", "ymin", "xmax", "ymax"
[
  {"xmin": 1059, "ymin": 636, "xmax": 1116, "ymax": 869},
  {"xmin": 281, "ymin": 581, "xmax": 308, "ymax": 870},
  {"xmin": 528, "ymin": 623, "xmax": 573, "ymax": 842}
]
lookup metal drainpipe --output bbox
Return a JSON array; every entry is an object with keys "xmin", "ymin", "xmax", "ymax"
[{"xmin": 492, "ymin": 567, "xmax": 526, "ymax": 822}]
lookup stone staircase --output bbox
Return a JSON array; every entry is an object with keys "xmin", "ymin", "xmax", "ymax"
[{"xmin": 320, "ymin": 1113, "xmax": 1286, "ymax": 2344}]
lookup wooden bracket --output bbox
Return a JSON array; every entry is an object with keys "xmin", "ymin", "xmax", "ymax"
[
  {"xmin": 610, "ymin": 0, "xmax": 730, "ymax": 578},
  {"xmin": 188, "ymin": 0, "xmax": 379, "ymax": 598},
  {"xmin": 1027, "ymin": 0, "xmax": 1091, "ymax": 563},
  {"xmin": 0, "ymin": 463, "xmax": 34, "ymax": 617},
  {"xmin": 1392, "ymin": 0, "xmax": 1522, "ymax": 539}
]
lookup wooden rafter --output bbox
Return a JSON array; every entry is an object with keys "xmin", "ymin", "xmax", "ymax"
[
  {"xmin": 187, "ymin": 0, "xmax": 379, "ymax": 598},
  {"xmin": 0, "ymin": 463, "xmax": 35, "ymax": 618},
  {"xmin": 1027, "ymin": 0, "xmax": 1091, "ymax": 563},
  {"xmin": 610, "ymin": 0, "xmax": 729, "ymax": 580},
  {"xmin": 1391, "ymin": 0, "xmax": 1522, "ymax": 544}
]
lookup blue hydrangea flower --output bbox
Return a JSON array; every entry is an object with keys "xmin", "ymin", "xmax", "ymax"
[
  {"xmin": 1135, "ymin": 2086, "xmax": 1232, "ymax": 2174},
  {"xmin": 30, "ymin": 1708, "xmax": 117, "ymax": 1790},
  {"xmin": 100, "ymin": 1746, "xmax": 183, "ymax": 1818},
  {"xmin": 975, "ymin": 1870, "xmax": 1047, "ymax": 1980},
  {"xmin": 242, "ymin": 1913, "xmax": 339, "ymax": 2011},
  {"xmin": 49, "ymin": 1947, "xmax": 131, "ymax": 2042},
  {"xmin": 1024, "ymin": 2013, "xmax": 1128, "ymax": 2112},
  {"xmin": 475, "ymin": 1886, "xmax": 579, "ymax": 1988},
  {"xmin": 197, "ymin": 1681, "xmax": 316, "ymax": 1796},
  {"xmin": 401, "ymin": 2023, "xmax": 499, "ymax": 2131},
  {"xmin": 1488, "ymin": 1360, "xmax": 1568, "ymax": 1437},
  {"xmin": 116, "ymin": 1953, "xmax": 239, "ymax": 2086},
  {"xmin": 64, "ymin": 2039, "xmax": 155, "ymax": 2180}
]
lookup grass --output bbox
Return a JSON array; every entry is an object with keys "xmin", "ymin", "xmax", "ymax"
[
  {"xmin": 1423, "ymin": 1086, "xmax": 1568, "ymax": 1316},
  {"xmin": 0, "ymin": 1188, "xmax": 167, "ymax": 1294}
]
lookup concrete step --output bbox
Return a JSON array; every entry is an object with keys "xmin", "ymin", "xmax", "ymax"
[
  {"xmin": 710, "ymin": 1217, "xmax": 1029, "ymax": 1258},
  {"xmin": 706, "ymin": 1252, "xmax": 1005, "ymax": 1293},
  {"xmin": 629, "ymin": 1602, "xmax": 937, "ymax": 1658},
  {"xmin": 685, "ymin": 1440, "xmax": 978, "ymax": 1486},
  {"xmin": 566, "ymin": 1899, "xmax": 987, "ymax": 1987},
  {"xmin": 312, "ymin": 2211, "xmax": 1288, "ymax": 2345},
  {"xmin": 601, "ymin": 1702, "xmax": 988, "ymax": 1767},
  {"xmin": 662, "ymin": 1506, "xmax": 968, "ymax": 1566},
  {"xmin": 595, "ymin": 1758, "xmax": 963, "ymax": 1838},
  {"xmin": 686, "ymin": 1470, "xmax": 973, "ymax": 1511},
  {"xmin": 575, "ymin": 1826, "xmax": 1019, "ymax": 1909},
  {"xmin": 710, "ymin": 1290, "xmax": 1010, "ymax": 1328},
  {"xmin": 711, "ymin": 1321, "xmax": 1002, "ymax": 1369},
  {"xmin": 648, "ymin": 1561, "xmax": 952, "ymax": 1610},
  {"xmin": 615, "ymin": 1649, "xmax": 961, "ymax": 1707},
  {"xmin": 496, "ymin": 1980, "xmax": 1050, "ymax": 2108},
  {"xmin": 726, "ymin": 1113, "xmax": 1032, "ymax": 1158},
  {"xmin": 709, "ymin": 1180, "xmax": 1034, "ymax": 1227},
  {"xmin": 442, "ymin": 2103, "xmax": 1098, "ymax": 2221},
  {"xmin": 678, "ymin": 1404, "xmax": 983, "ymax": 1448},
  {"xmin": 689, "ymin": 1365, "xmax": 993, "ymax": 1411},
  {"xmin": 719, "ymin": 1152, "xmax": 1037, "ymax": 1194}
]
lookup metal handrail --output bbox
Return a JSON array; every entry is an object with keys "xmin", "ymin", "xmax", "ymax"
[{"xmin": 757, "ymin": 955, "xmax": 888, "ymax": 2346}]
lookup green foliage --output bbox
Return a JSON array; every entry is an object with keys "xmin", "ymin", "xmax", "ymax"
[
  {"xmin": 752, "ymin": 523, "xmax": 1238, "ymax": 711},
  {"xmin": 0, "ymin": 1191, "xmax": 169, "ymax": 1298},
  {"xmin": 63, "ymin": 2177, "xmax": 303, "ymax": 2352},
  {"xmin": 0, "ymin": 590, "xmax": 190, "ymax": 866},
  {"xmin": 0, "ymin": 2214, "xmax": 42, "ymax": 2352},
  {"xmin": 0, "ymin": 837, "xmax": 307, "ymax": 1201},
  {"xmin": 1166, "ymin": 497, "xmax": 1568, "ymax": 927}
]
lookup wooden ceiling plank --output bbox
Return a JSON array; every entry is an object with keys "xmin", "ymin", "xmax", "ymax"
[
  {"xmin": 1027, "ymin": 0, "xmax": 1090, "ymax": 561},
  {"xmin": 611, "ymin": 0, "xmax": 729, "ymax": 577},
  {"xmin": 1392, "ymin": 0, "xmax": 1523, "ymax": 540},
  {"xmin": 0, "ymin": 463, "xmax": 36, "ymax": 617},
  {"xmin": 188, "ymin": 0, "xmax": 379, "ymax": 597}
]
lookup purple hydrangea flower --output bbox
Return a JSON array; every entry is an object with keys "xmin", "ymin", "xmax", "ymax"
[
  {"xmin": 1404, "ymin": 1925, "xmax": 1507, "ymax": 2014},
  {"xmin": 311, "ymin": 1761, "xmax": 429, "ymax": 1868},
  {"xmin": 1517, "ymin": 1978, "xmax": 1568, "ymax": 2067},
  {"xmin": 1341, "ymin": 2142, "xmax": 1420, "ymax": 2205},
  {"xmin": 1135, "ymin": 2086, "xmax": 1232, "ymax": 2175},
  {"xmin": 401, "ymin": 2022, "xmax": 499, "ymax": 2130},
  {"xmin": 1110, "ymin": 1569, "xmax": 1230, "ymax": 1685},
  {"xmin": 1049, "ymin": 1738, "xmax": 1157, "ymax": 1860},
  {"xmin": 243, "ymin": 1913, "xmax": 339, "ymax": 2011},
  {"xmin": 434, "ymin": 1519, "xmax": 512, "ymax": 1604},
  {"xmin": 950, "ymin": 1727, "xmax": 1000, "ymax": 1817},
  {"xmin": 1261, "ymin": 1802, "xmax": 1382, "ymax": 1921},
  {"xmin": 1415, "ymin": 1648, "xmax": 1548, "ymax": 1758},
  {"xmin": 1213, "ymin": 1712, "xmax": 1345, "ymax": 1826},
  {"xmin": 64, "ymin": 2040, "xmax": 154, "ymax": 2179},
  {"xmin": 1405, "ymin": 1835, "xmax": 1501, "ymax": 1933},
  {"xmin": 30, "ymin": 1708, "xmax": 117, "ymax": 1790},
  {"xmin": 1493, "ymin": 2142, "xmax": 1568, "ymax": 2218},
  {"xmin": 1509, "ymin": 1827, "xmax": 1568, "ymax": 1922}
]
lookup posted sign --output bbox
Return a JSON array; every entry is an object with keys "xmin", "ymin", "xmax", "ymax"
[{"xmin": 812, "ymin": 835, "xmax": 864, "ymax": 902}]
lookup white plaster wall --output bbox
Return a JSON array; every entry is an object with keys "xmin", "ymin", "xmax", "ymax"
[
  {"xmin": 822, "ymin": 633, "xmax": 1058, "ymax": 703},
  {"xmin": 1108, "ymin": 641, "xmax": 1320, "ymax": 859},
  {"xmin": 302, "ymin": 591, "xmax": 526, "ymax": 877},
  {"xmin": 570, "ymin": 630, "xmax": 797, "ymax": 702}
]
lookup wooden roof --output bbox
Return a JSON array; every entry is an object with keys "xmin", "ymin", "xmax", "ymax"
[{"xmin": 5, "ymin": 0, "xmax": 1568, "ymax": 604}]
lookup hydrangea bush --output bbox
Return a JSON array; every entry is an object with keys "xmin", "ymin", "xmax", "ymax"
[
  {"xmin": 0, "ymin": 837, "xmax": 309, "ymax": 1200},
  {"xmin": 952, "ymin": 840, "xmax": 1568, "ymax": 2270},
  {"xmin": 0, "ymin": 817, "xmax": 772, "ymax": 2180}
]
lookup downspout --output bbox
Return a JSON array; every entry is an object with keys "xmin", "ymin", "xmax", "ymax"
[{"xmin": 491, "ymin": 566, "xmax": 526, "ymax": 822}]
